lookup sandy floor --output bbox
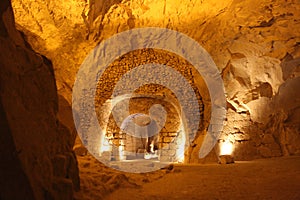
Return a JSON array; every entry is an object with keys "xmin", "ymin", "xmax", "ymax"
[{"xmin": 75, "ymin": 156, "xmax": 300, "ymax": 200}]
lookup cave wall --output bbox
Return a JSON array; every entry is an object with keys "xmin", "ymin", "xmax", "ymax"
[
  {"xmin": 0, "ymin": 0, "xmax": 79, "ymax": 199},
  {"xmin": 11, "ymin": 0, "xmax": 300, "ymax": 161}
]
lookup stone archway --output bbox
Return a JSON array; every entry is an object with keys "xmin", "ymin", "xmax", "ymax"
[{"xmin": 93, "ymin": 48, "xmax": 211, "ymax": 165}]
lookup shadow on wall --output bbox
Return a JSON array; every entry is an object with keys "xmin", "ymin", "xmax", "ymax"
[
  {"xmin": 81, "ymin": 0, "xmax": 124, "ymax": 40},
  {"xmin": 10, "ymin": 24, "xmax": 79, "ymax": 149},
  {"xmin": 0, "ymin": 90, "xmax": 35, "ymax": 200},
  {"xmin": 222, "ymin": 57, "xmax": 300, "ymax": 161},
  {"xmin": 10, "ymin": 0, "xmax": 300, "ymax": 164},
  {"xmin": 269, "ymin": 76, "xmax": 300, "ymax": 156},
  {"xmin": 81, "ymin": 0, "xmax": 297, "ymax": 162},
  {"xmin": 0, "ymin": 0, "xmax": 79, "ymax": 199}
]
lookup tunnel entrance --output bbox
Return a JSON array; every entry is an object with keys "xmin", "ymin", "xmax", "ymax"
[
  {"xmin": 100, "ymin": 95, "xmax": 185, "ymax": 163},
  {"xmin": 92, "ymin": 48, "xmax": 210, "ymax": 169}
]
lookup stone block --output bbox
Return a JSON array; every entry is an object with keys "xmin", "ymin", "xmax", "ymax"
[
  {"xmin": 73, "ymin": 145, "xmax": 88, "ymax": 156},
  {"xmin": 160, "ymin": 156, "xmax": 172, "ymax": 162},
  {"xmin": 258, "ymin": 146, "xmax": 272, "ymax": 158},
  {"xmin": 163, "ymin": 136, "xmax": 174, "ymax": 143},
  {"xmin": 218, "ymin": 155, "xmax": 234, "ymax": 164}
]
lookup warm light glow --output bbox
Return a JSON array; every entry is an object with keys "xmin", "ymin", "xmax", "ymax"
[
  {"xmin": 176, "ymin": 123, "xmax": 185, "ymax": 163},
  {"xmin": 99, "ymin": 133, "xmax": 111, "ymax": 155},
  {"xmin": 220, "ymin": 140, "xmax": 234, "ymax": 155},
  {"xmin": 150, "ymin": 140, "xmax": 154, "ymax": 153},
  {"xmin": 98, "ymin": 101, "xmax": 113, "ymax": 155},
  {"xmin": 144, "ymin": 141, "xmax": 158, "ymax": 160},
  {"xmin": 118, "ymin": 145, "xmax": 125, "ymax": 161},
  {"xmin": 177, "ymin": 152, "xmax": 185, "ymax": 163}
]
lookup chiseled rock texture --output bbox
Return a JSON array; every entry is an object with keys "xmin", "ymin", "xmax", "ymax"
[
  {"xmin": 11, "ymin": 0, "xmax": 300, "ymax": 161},
  {"xmin": 0, "ymin": 0, "xmax": 79, "ymax": 199}
]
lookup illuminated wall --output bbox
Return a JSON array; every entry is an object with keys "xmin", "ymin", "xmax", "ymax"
[{"xmin": 11, "ymin": 0, "xmax": 300, "ymax": 161}]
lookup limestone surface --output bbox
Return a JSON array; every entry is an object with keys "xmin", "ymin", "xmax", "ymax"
[
  {"xmin": 0, "ymin": 0, "xmax": 79, "ymax": 199},
  {"xmin": 11, "ymin": 0, "xmax": 300, "ymax": 161}
]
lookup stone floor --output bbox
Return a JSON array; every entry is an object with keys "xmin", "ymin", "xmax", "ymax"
[{"xmin": 75, "ymin": 155, "xmax": 300, "ymax": 200}]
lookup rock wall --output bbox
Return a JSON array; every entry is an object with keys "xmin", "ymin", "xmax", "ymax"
[
  {"xmin": 11, "ymin": 0, "xmax": 300, "ymax": 161},
  {"xmin": 0, "ymin": 0, "xmax": 79, "ymax": 199}
]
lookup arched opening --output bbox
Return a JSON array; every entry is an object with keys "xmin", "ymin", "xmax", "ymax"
[{"xmin": 92, "ymin": 48, "xmax": 210, "ymax": 170}]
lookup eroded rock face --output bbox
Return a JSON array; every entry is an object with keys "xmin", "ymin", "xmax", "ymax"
[
  {"xmin": 0, "ymin": 0, "xmax": 79, "ymax": 199},
  {"xmin": 11, "ymin": 0, "xmax": 300, "ymax": 160}
]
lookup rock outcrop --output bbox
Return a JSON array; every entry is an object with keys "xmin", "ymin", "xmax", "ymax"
[
  {"xmin": 0, "ymin": 0, "xmax": 79, "ymax": 199},
  {"xmin": 11, "ymin": 0, "xmax": 300, "ymax": 161}
]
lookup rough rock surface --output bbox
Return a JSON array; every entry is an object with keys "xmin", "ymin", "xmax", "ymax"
[
  {"xmin": 11, "ymin": 0, "xmax": 300, "ymax": 162},
  {"xmin": 0, "ymin": 0, "xmax": 79, "ymax": 199}
]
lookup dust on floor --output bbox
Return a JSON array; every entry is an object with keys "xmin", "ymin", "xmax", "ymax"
[{"xmin": 75, "ymin": 155, "xmax": 300, "ymax": 200}]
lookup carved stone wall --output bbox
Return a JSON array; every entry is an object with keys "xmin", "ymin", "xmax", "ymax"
[{"xmin": 11, "ymin": 0, "xmax": 300, "ymax": 161}]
